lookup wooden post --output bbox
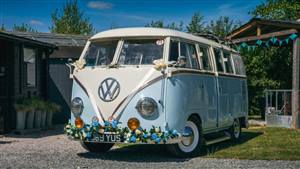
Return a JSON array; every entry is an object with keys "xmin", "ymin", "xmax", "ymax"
[{"xmin": 292, "ymin": 38, "xmax": 300, "ymax": 129}]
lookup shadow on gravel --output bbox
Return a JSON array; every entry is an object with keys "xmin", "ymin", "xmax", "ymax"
[
  {"xmin": 4, "ymin": 125, "xmax": 64, "ymax": 139},
  {"xmin": 78, "ymin": 144, "xmax": 191, "ymax": 162},
  {"xmin": 78, "ymin": 130, "xmax": 262, "ymax": 161},
  {"xmin": 205, "ymin": 130, "xmax": 263, "ymax": 155}
]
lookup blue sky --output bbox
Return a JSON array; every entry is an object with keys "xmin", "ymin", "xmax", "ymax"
[{"xmin": 0, "ymin": 0, "xmax": 262, "ymax": 33}]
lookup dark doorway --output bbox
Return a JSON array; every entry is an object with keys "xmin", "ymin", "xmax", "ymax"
[{"xmin": 0, "ymin": 39, "xmax": 12, "ymax": 133}]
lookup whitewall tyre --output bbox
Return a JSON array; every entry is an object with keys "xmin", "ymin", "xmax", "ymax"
[
  {"xmin": 167, "ymin": 116, "xmax": 204, "ymax": 157},
  {"xmin": 80, "ymin": 141, "xmax": 114, "ymax": 153},
  {"xmin": 230, "ymin": 119, "xmax": 241, "ymax": 140}
]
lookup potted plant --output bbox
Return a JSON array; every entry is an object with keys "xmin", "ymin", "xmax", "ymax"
[
  {"xmin": 33, "ymin": 99, "xmax": 43, "ymax": 129},
  {"xmin": 24, "ymin": 98, "xmax": 35, "ymax": 129},
  {"xmin": 46, "ymin": 102, "xmax": 60, "ymax": 128},
  {"xmin": 14, "ymin": 103, "xmax": 27, "ymax": 130},
  {"xmin": 40, "ymin": 101, "xmax": 47, "ymax": 128}
]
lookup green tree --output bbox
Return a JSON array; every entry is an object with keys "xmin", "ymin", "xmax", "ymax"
[
  {"xmin": 251, "ymin": 0, "xmax": 300, "ymax": 20},
  {"xmin": 243, "ymin": 0, "xmax": 297, "ymax": 116},
  {"xmin": 50, "ymin": 0, "xmax": 94, "ymax": 35},
  {"xmin": 145, "ymin": 20, "xmax": 184, "ymax": 31},
  {"xmin": 0, "ymin": 24, "xmax": 5, "ymax": 31},
  {"xmin": 186, "ymin": 12, "xmax": 206, "ymax": 33},
  {"xmin": 13, "ymin": 23, "xmax": 37, "ymax": 32},
  {"xmin": 206, "ymin": 16, "xmax": 240, "ymax": 39}
]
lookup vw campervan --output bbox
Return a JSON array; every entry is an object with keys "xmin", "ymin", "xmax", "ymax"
[{"xmin": 65, "ymin": 28, "xmax": 248, "ymax": 157}]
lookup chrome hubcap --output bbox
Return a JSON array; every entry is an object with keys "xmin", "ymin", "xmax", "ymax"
[
  {"xmin": 233, "ymin": 120, "xmax": 240, "ymax": 138},
  {"xmin": 178, "ymin": 121, "xmax": 199, "ymax": 153},
  {"xmin": 182, "ymin": 126, "xmax": 194, "ymax": 146}
]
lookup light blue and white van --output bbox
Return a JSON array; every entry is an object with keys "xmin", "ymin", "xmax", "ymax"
[{"xmin": 65, "ymin": 27, "xmax": 248, "ymax": 157}]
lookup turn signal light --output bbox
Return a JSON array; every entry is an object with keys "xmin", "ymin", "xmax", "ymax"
[
  {"xmin": 127, "ymin": 118, "xmax": 140, "ymax": 131},
  {"xmin": 75, "ymin": 118, "xmax": 84, "ymax": 129}
]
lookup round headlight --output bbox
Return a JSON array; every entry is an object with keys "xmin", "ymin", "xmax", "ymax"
[
  {"xmin": 71, "ymin": 97, "xmax": 84, "ymax": 117},
  {"xmin": 135, "ymin": 97, "xmax": 158, "ymax": 118}
]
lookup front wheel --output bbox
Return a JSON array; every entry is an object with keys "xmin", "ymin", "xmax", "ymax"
[
  {"xmin": 80, "ymin": 141, "xmax": 114, "ymax": 153},
  {"xmin": 167, "ymin": 116, "xmax": 204, "ymax": 157}
]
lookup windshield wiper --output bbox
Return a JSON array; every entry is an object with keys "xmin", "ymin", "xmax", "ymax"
[{"xmin": 108, "ymin": 63, "xmax": 121, "ymax": 68}]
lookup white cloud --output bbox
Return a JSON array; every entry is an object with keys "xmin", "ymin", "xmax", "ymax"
[
  {"xmin": 87, "ymin": 1, "xmax": 113, "ymax": 10},
  {"xmin": 29, "ymin": 20, "xmax": 44, "ymax": 26}
]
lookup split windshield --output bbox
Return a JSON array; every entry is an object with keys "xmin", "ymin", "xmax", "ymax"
[
  {"xmin": 84, "ymin": 39, "xmax": 164, "ymax": 66},
  {"xmin": 84, "ymin": 40, "xmax": 118, "ymax": 66},
  {"xmin": 118, "ymin": 39, "xmax": 164, "ymax": 65}
]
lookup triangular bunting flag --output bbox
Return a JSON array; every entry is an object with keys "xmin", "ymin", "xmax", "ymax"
[
  {"xmin": 270, "ymin": 37, "xmax": 278, "ymax": 44},
  {"xmin": 289, "ymin": 33, "xmax": 298, "ymax": 40},
  {"xmin": 241, "ymin": 42, "xmax": 248, "ymax": 48},
  {"xmin": 256, "ymin": 40, "xmax": 263, "ymax": 46},
  {"xmin": 286, "ymin": 38, "xmax": 290, "ymax": 44},
  {"xmin": 265, "ymin": 41, "xmax": 270, "ymax": 48},
  {"xmin": 279, "ymin": 40, "xmax": 283, "ymax": 46}
]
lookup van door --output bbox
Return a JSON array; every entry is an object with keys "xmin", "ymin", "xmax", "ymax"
[{"xmin": 214, "ymin": 48, "xmax": 236, "ymax": 128}]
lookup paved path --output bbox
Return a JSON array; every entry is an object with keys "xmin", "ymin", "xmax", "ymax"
[{"xmin": 0, "ymin": 129, "xmax": 299, "ymax": 169}]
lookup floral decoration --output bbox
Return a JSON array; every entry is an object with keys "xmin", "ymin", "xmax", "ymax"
[
  {"xmin": 64, "ymin": 119, "xmax": 179, "ymax": 144},
  {"xmin": 153, "ymin": 59, "xmax": 167, "ymax": 71},
  {"xmin": 73, "ymin": 58, "xmax": 86, "ymax": 71}
]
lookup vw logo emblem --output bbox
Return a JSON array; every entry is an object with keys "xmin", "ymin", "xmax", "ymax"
[{"xmin": 98, "ymin": 78, "xmax": 120, "ymax": 102}]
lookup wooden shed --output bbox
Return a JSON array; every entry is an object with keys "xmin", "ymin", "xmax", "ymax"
[
  {"xmin": 0, "ymin": 31, "xmax": 56, "ymax": 133},
  {"xmin": 9, "ymin": 32, "xmax": 90, "ymax": 124}
]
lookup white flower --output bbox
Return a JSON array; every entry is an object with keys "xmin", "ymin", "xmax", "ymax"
[
  {"xmin": 155, "ymin": 127, "xmax": 160, "ymax": 133},
  {"xmin": 99, "ymin": 129, "xmax": 105, "ymax": 134},
  {"xmin": 73, "ymin": 58, "xmax": 86, "ymax": 71},
  {"xmin": 153, "ymin": 59, "xmax": 166, "ymax": 70},
  {"xmin": 126, "ymin": 133, "xmax": 132, "ymax": 138},
  {"xmin": 135, "ymin": 129, "xmax": 141, "ymax": 135}
]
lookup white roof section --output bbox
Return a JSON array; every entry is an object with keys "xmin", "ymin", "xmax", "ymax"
[{"xmin": 90, "ymin": 27, "xmax": 234, "ymax": 51}]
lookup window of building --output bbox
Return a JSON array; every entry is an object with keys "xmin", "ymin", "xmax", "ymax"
[
  {"xmin": 23, "ymin": 47, "xmax": 36, "ymax": 87},
  {"xmin": 223, "ymin": 50, "xmax": 234, "ymax": 74},
  {"xmin": 198, "ymin": 45, "xmax": 212, "ymax": 71}
]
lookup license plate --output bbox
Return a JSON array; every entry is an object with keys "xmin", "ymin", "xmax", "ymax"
[{"xmin": 93, "ymin": 134, "xmax": 122, "ymax": 143}]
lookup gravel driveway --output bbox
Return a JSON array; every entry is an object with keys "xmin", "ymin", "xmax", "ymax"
[{"xmin": 0, "ymin": 127, "xmax": 299, "ymax": 169}]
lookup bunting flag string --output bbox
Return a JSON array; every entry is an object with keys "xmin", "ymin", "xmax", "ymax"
[{"xmin": 237, "ymin": 33, "xmax": 298, "ymax": 52}]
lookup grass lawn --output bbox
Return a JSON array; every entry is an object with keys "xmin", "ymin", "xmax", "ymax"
[{"xmin": 205, "ymin": 126, "xmax": 300, "ymax": 160}]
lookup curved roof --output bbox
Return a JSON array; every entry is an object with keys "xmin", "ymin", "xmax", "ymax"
[{"xmin": 90, "ymin": 27, "xmax": 233, "ymax": 51}]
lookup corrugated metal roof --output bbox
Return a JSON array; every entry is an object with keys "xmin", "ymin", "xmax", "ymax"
[
  {"xmin": 4, "ymin": 31, "xmax": 90, "ymax": 47},
  {"xmin": 0, "ymin": 31, "xmax": 56, "ymax": 48}
]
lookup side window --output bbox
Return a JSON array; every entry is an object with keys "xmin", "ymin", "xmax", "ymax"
[
  {"xmin": 181, "ymin": 42, "xmax": 199, "ymax": 69},
  {"xmin": 223, "ymin": 50, "xmax": 234, "ymax": 74},
  {"xmin": 232, "ymin": 54, "xmax": 246, "ymax": 75},
  {"xmin": 169, "ymin": 41, "xmax": 199, "ymax": 69},
  {"xmin": 213, "ymin": 48, "xmax": 224, "ymax": 72},
  {"xmin": 169, "ymin": 41, "xmax": 179, "ymax": 62},
  {"xmin": 198, "ymin": 45, "xmax": 212, "ymax": 71}
]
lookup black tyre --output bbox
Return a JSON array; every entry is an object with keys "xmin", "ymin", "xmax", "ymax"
[
  {"xmin": 167, "ymin": 116, "xmax": 204, "ymax": 157},
  {"xmin": 230, "ymin": 119, "xmax": 241, "ymax": 140},
  {"xmin": 80, "ymin": 141, "xmax": 114, "ymax": 153}
]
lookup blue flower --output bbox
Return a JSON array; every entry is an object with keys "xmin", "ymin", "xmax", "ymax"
[
  {"xmin": 164, "ymin": 132, "xmax": 169, "ymax": 137},
  {"xmin": 130, "ymin": 136, "xmax": 136, "ymax": 143},
  {"xmin": 111, "ymin": 120, "xmax": 118, "ymax": 128},
  {"xmin": 92, "ymin": 121, "xmax": 99, "ymax": 127},
  {"xmin": 104, "ymin": 121, "xmax": 110, "ymax": 127},
  {"xmin": 172, "ymin": 130, "xmax": 177, "ymax": 136},
  {"xmin": 155, "ymin": 137, "xmax": 161, "ymax": 143},
  {"xmin": 151, "ymin": 133, "xmax": 157, "ymax": 140},
  {"xmin": 86, "ymin": 132, "xmax": 92, "ymax": 138},
  {"xmin": 143, "ymin": 133, "xmax": 148, "ymax": 139}
]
